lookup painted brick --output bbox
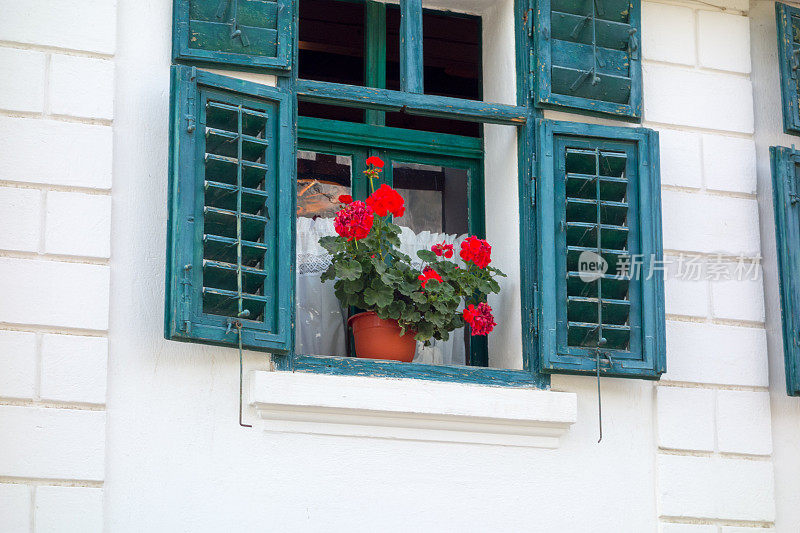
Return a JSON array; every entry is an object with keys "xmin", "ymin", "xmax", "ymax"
[
  {"xmin": 0, "ymin": 258, "xmax": 109, "ymax": 331},
  {"xmin": 664, "ymin": 321, "xmax": 769, "ymax": 387},
  {"xmin": 711, "ymin": 272, "xmax": 766, "ymax": 323},
  {"xmin": 664, "ymin": 272, "xmax": 708, "ymax": 318},
  {"xmin": 661, "ymin": 525, "xmax": 716, "ymax": 533},
  {"xmin": 657, "ymin": 386, "xmax": 715, "ymax": 451},
  {"xmin": 658, "ymin": 454, "xmax": 775, "ymax": 521},
  {"xmin": 717, "ymin": 390, "xmax": 773, "ymax": 455},
  {"xmin": 0, "ymin": 405, "xmax": 105, "ymax": 480},
  {"xmin": 702, "ymin": 135, "xmax": 757, "ymax": 195},
  {"xmin": 0, "ymin": 483, "xmax": 31, "ymax": 533},
  {"xmin": 642, "ymin": 3, "xmax": 696, "ymax": 66},
  {"xmin": 657, "ymin": 129, "xmax": 702, "ymax": 189},
  {"xmin": 0, "ymin": 0, "xmax": 116, "ymax": 54},
  {"xmin": 661, "ymin": 191, "xmax": 761, "ymax": 257},
  {"xmin": 698, "ymin": 11, "xmax": 751, "ymax": 74},
  {"xmin": 0, "ymin": 186, "xmax": 42, "ymax": 253},
  {"xmin": 35, "ymin": 486, "xmax": 103, "ymax": 533},
  {"xmin": 0, "ymin": 47, "xmax": 46, "ymax": 112},
  {"xmin": 0, "ymin": 117, "xmax": 112, "ymax": 189},
  {"xmin": 40, "ymin": 334, "xmax": 107, "ymax": 405},
  {"xmin": 50, "ymin": 55, "xmax": 114, "ymax": 120},
  {"xmin": 44, "ymin": 191, "xmax": 111, "ymax": 258},
  {"xmin": 643, "ymin": 64, "xmax": 754, "ymax": 133},
  {"xmin": 0, "ymin": 330, "xmax": 36, "ymax": 399}
]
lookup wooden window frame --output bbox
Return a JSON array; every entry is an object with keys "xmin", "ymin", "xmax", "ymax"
[
  {"xmin": 770, "ymin": 146, "xmax": 800, "ymax": 396},
  {"xmin": 533, "ymin": 120, "xmax": 665, "ymax": 379}
]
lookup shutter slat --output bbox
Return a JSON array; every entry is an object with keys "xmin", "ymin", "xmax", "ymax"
[
  {"xmin": 551, "ymin": 0, "xmax": 631, "ymax": 23},
  {"xmin": 189, "ymin": 0, "xmax": 279, "ymax": 27},
  {"xmin": 551, "ymin": 65, "xmax": 632, "ymax": 105},
  {"xmin": 550, "ymin": 13, "xmax": 632, "ymax": 50},
  {"xmin": 551, "ymin": 39, "xmax": 630, "ymax": 77}
]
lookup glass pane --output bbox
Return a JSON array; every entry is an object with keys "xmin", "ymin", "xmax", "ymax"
[
  {"xmin": 295, "ymin": 151, "xmax": 353, "ymax": 358},
  {"xmin": 296, "ymin": 151, "xmax": 352, "ymax": 218},
  {"xmin": 392, "ymin": 161, "xmax": 471, "ymax": 367},
  {"xmin": 392, "ymin": 162, "xmax": 470, "ymax": 236}
]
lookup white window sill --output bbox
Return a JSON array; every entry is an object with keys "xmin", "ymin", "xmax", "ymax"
[{"xmin": 248, "ymin": 371, "xmax": 577, "ymax": 448}]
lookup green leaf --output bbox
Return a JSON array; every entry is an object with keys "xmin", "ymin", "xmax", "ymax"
[
  {"xmin": 363, "ymin": 284, "xmax": 394, "ymax": 308},
  {"xmin": 335, "ymin": 259, "xmax": 362, "ymax": 281},
  {"xmin": 410, "ymin": 291, "xmax": 427, "ymax": 304},
  {"xmin": 417, "ymin": 249, "xmax": 438, "ymax": 263},
  {"xmin": 319, "ymin": 235, "xmax": 344, "ymax": 254}
]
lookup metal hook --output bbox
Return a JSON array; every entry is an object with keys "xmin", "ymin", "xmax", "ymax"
[
  {"xmin": 236, "ymin": 322, "xmax": 252, "ymax": 428},
  {"xmin": 596, "ymin": 348, "xmax": 613, "ymax": 443}
]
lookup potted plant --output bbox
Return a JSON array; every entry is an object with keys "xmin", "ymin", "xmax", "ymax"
[{"xmin": 319, "ymin": 157, "xmax": 506, "ymax": 363}]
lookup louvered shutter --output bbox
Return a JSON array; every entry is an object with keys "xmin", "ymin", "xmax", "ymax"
[
  {"xmin": 166, "ymin": 65, "xmax": 293, "ymax": 352},
  {"xmin": 770, "ymin": 147, "xmax": 800, "ymax": 395},
  {"xmin": 536, "ymin": 120, "xmax": 664, "ymax": 378},
  {"xmin": 777, "ymin": 3, "xmax": 800, "ymax": 136},
  {"xmin": 533, "ymin": 0, "xmax": 642, "ymax": 120},
  {"xmin": 173, "ymin": 0, "xmax": 294, "ymax": 70}
]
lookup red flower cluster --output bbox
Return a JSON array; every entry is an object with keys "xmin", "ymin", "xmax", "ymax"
[
  {"xmin": 462, "ymin": 302, "xmax": 496, "ymax": 336},
  {"xmin": 366, "ymin": 184, "xmax": 405, "ymax": 218},
  {"xmin": 334, "ymin": 201, "xmax": 374, "ymax": 241},
  {"xmin": 460, "ymin": 236, "xmax": 492, "ymax": 269},
  {"xmin": 431, "ymin": 242, "xmax": 454, "ymax": 258},
  {"xmin": 418, "ymin": 267, "xmax": 443, "ymax": 289},
  {"xmin": 366, "ymin": 156, "xmax": 385, "ymax": 168},
  {"xmin": 338, "ymin": 194, "xmax": 353, "ymax": 204}
]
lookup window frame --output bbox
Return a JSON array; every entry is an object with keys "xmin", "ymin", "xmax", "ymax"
[
  {"xmin": 533, "ymin": 119, "xmax": 665, "ymax": 379},
  {"xmin": 770, "ymin": 146, "xmax": 800, "ymax": 396}
]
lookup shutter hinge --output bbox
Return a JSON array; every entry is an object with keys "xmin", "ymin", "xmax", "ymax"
[
  {"xmin": 186, "ymin": 67, "xmax": 197, "ymax": 133},
  {"xmin": 627, "ymin": 28, "xmax": 639, "ymax": 61},
  {"xmin": 529, "ymin": 49, "xmax": 536, "ymax": 100},
  {"xmin": 181, "ymin": 263, "xmax": 192, "ymax": 333},
  {"xmin": 530, "ymin": 154, "xmax": 537, "ymax": 208},
  {"xmin": 788, "ymin": 162, "xmax": 800, "ymax": 204},
  {"xmin": 531, "ymin": 284, "xmax": 540, "ymax": 336},
  {"xmin": 525, "ymin": 0, "xmax": 534, "ymax": 38}
]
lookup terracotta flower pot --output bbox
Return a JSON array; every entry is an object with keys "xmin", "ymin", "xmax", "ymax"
[{"xmin": 347, "ymin": 311, "xmax": 417, "ymax": 362}]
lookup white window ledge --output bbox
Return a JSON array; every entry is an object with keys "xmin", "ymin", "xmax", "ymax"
[{"xmin": 248, "ymin": 371, "xmax": 577, "ymax": 448}]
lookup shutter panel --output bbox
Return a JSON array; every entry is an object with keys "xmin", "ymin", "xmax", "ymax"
[
  {"xmin": 166, "ymin": 65, "xmax": 293, "ymax": 352},
  {"xmin": 770, "ymin": 147, "xmax": 800, "ymax": 395},
  {"xmin": 536, "ymin": 120, "xmax": 664, "ymax": 379},
  {"xmin": 173, "ymin": 0, "xmax": 294, "ymax": 70},
  {"xmin": 776, "ymin": 3, "xmax": 800, "ymax": 136},
  {"xmin": 534, "ymin": 0, "xmax": 642, "ymax": 120}
]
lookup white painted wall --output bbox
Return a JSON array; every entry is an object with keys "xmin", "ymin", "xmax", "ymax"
[{"xmin": 0, "ymin": 0, "xmax": 795, "ymax": 531}]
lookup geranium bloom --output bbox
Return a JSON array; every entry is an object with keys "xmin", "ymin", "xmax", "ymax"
[
  {"xmin": 418, "ymin": 267, "xmax": 443, "ymax": 289},
  {"xmin": 366, "ymin": 156, "xmax": 385, "ymax": 168},
  {"xmin": 334, "ymin": 201, "xmax": 374, "ymax": 241},
  {"xmin": 431, "ymin": 242, "xmax": 454, "ymax": 258},
  {"xmin": 366, "ymin": 184, "xmax": 405, "ymax": 218},
  {"xmin": 459, "ymin": 236, "xmax": 492, "ymax": 269},
  {"xmin": 462, "ymin": 302, "xmax": 496, "ymax": 336},
  {"xmin": 338, "ymin": 194, "xmax": 353, "ymax": 204}
]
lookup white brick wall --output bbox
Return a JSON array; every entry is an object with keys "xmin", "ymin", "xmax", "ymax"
[
  {"xmin": 657, "ymin": 387, "xmax": 715, "ymax": 451},
  {"xmin": 643, "ymin": 3, "xmax": 696, "ymax": 66},
  {"xmin": 0, "ymin": 48, "xmax": 46, "ymax": 113},
  {"xmin": 716, "ymin": 390, "xmax": 773, "ymax": 456},
  {"xmin": 697, "ymin": 11, "xmax": 752, "ymax": 74},
  {"xmin": 658, "ymin": 455, "xmax": 775, "ymax": 521},
  {"xmin": 0, "ymin": 186, "xmax": 42, "ymax": 253},
  {"xmin": 0, "ymin": 483, "xmax": 31, "ymax": 533},
  {"xmin": 0, "ymin": 5, "xmax": 114, "ymax": 530},
  {"xmin": 34, "ymin": 486, "xmax": 103, "ymax": 533}
]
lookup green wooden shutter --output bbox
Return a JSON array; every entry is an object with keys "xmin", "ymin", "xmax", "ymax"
[
  {"xmin": 536, "ymin": 120, "xmax": 664, "ymax": 378},
  {"xmin": 165, "ymin": 65, "xmax": 293, "ymax": 352},
  {"xmin": 533, "ymin": 0, "xmax": 642, "ymax": 120},
  {"xmin": 770, "ymin": 146, "xmax": 800, "ymax": 395},
  {"xmin": 173, "ymin": 0, "xmax": 294, "ymax": 70},
  {"xmin": 777, "ymin": 3, "xmax": 800, "ymax": 136}
]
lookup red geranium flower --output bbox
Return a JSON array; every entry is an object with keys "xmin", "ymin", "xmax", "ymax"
[
  {"xmin": 459, "ymin": 236, "xmax": 492, "ymax": 269},
  {"xmin": 334, "ymin": 201, "xmax": 374, "ymax": 241},
  {"xmin": 366, "ymin": 183, "xmax": 405, "ymax": 218},
  {"xmin": 418, "ymin": 267, "xmax": 443, "ymax": 289},
  {"xmin": 431, "ymin": 242, "xmax": 454, "ymax": 258},
  {"xmin": 462, "ymin": 302, "xmax": 496, "ymax": 336},
  {"xmin": 366, "ymin": 156, "xmax": 385, "ymax": 168},
  {"xmin": 338, "ymin": 194, "xmax": 353, "ymax": 204}
]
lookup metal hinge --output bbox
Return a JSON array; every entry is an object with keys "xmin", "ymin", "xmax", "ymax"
[
  {"xmin": 525, "ymin": 0, "xmax": 534, "ymax": 38},
  {"xmin": 186, "ymin": 67, "xmax": 197, "ymax": 133},
  {"xmin": 181, "ymin": 263, "xmax": 192, "ymax": 333},
  {"xmin": 529, "ymin": 49, "xmax": 536, "ymax": 101},
  {"xmin": 530, "ymin": 154, "xmax": 537, "ymax": 207},
  {"xmin": 788, "ymin": 162, "xmax": 800, "ymax": 204}
]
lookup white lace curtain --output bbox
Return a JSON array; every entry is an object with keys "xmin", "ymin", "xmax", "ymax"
[{"xmin": 295, "ymin": 216, "xmax": 468, "ymax": 365}]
